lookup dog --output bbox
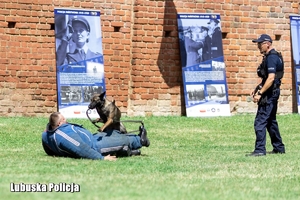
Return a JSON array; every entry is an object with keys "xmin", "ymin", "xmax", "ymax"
[{"xmin": 88, "ymin": 91, "xmax": 127, "ymax": 133}]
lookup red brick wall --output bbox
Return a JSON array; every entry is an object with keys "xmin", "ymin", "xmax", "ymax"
[{"xmin": 0, "ymin": 0, "xmax": 299, "ymax": 117}]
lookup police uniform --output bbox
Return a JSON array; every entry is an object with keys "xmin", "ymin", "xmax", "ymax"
[
  {"xmin": 202, "ymin": 34, "xmax": 211, "ymax": 62},
  {"xmin": 56, "ymin": 16, "xmax": 102, "ymax": 67},
  {"xmin": 66, "ymin": 48, "xmax": 101, "ymax": 65},
  {"xmin": 200, "ymin": 26, "xmax": 211, "ymax": 62},
  {"xmin": 42, "ymin": 122, "xmax": 149, "ymax": 159},
  {"xmin": 250, "ymin": 34, "xmax": 285, "ymax": 156},
  {"xmin": 210, "ymin": 26, "xmax": 223, "ymax": 59},
  {"xmin": 203, "ymin": 19, "xmax": 223, "ymax": 61},
  {"xmin": 184, "ymin": 36, "xmax": 204, "ymax": 66}
]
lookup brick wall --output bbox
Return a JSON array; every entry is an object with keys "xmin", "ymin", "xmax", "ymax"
[{"xmin": 0, "ymin": 0, "xmax": 299, "ymax": 117}]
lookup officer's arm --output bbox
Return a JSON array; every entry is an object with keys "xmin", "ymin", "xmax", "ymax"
[
  {"xmin": 56, "ymin": 131, "xmax": 105, "ymax": 160},
  {"xmin": 259, "ymin": 73, "xmax": 275, "ymax": 94},
  {"xmin": 192, "ymin": 40, "xmax": 204, "ymax": 49},
  {"xmin": 56, "ymin": 40, "xmax": 69, "ymax": 67}
]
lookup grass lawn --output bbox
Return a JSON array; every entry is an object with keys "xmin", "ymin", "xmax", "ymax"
[{"xmin": 1, "ymin": 114, "xmax": 300, "ymax": 200}]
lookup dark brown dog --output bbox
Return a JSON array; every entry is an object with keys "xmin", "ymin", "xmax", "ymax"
[{"xmin": 88, "ymin": 91, "xmax": 127, "ymax": 133}]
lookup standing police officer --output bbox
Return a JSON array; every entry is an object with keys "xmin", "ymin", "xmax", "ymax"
[{"xmin": 247, "ymin": 34, "xmax": 285, "ymax": 156}]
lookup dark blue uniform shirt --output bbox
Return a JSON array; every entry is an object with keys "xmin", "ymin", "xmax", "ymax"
[{"xmin": 265, "ymin": 49, "xmax": 283, "ymax": 87}]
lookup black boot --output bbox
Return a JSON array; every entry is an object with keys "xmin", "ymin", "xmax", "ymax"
[
  {"xmin": 115, "ymin": 146, "xmax": 131, "ymax": 157},
  {"xmin": 130, "ymin": 149, "xmax": 141, "ymax": 156},
  {"xmin": 138, "ymin": 125, "xmax": 150, "ymax": 147}
]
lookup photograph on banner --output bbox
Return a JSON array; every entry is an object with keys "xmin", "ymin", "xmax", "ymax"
[
  {"xmin": 54, "ymin": 8, "xmax": 105, "ymax": 118},
  {"xmin": 290, "ymin": 15, "xmax": 300, "ymax": 112},
  {"xmin": 177, "ymin": 13, "xmax": 230, "ymax": 117}
]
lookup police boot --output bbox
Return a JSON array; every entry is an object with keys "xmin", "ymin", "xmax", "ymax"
[
  {"xmin": 130, "ymin": 149, "xmax": 141, "ymax": 156},
  {"xmin": 116, "ymin": 146, "xmax": 131, "ymax": 157},
  {"xmin": 138, "ymin": 125, "xmax": 150, "ymax": 147}
]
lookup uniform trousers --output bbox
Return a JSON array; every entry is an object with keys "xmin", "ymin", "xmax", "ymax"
[{"xmin": 253, "ymin": 88, "xmax": 285, "ymax": 154}]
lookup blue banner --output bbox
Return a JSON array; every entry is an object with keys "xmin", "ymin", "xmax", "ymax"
[
  {"xmin": 54, "ymin": 8, "xmax": 104, "ymax": 118},
  {"xmin": 290, "ymin": 15, "xmax": 300, "ymax": 113},
  {"xmin": 177, "ymin": 13, "xmax": 230, "ymax": 117}
]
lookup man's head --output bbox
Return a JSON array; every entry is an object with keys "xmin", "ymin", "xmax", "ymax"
[
  {"xmin": 207, "ymin": 19, "xmax": 219, "ymax": 29},
  {"xmin": 49, "ymin": 112, "xmax": 67, "ymax": 130},
  {"xmin": 200, "ymin": 26, "xmax": 209, "ymax": 37},
  {"xmin": 191, "ymin": 26, "xmax": 202, "ymax": 41},
  {"xmin": 252, "ymin": 34, "xmax": 273, "ymax": 54},
  {"xmin": 71, "ymin": 16, "xmax": 91, "ymax": 47},
  {"xmin": 200, "ymin": 26, "xmax": 209, "ymax": 32},
  {"xmin": 72, "ymin": 16, "xmax": 90, "ymax": 32}
]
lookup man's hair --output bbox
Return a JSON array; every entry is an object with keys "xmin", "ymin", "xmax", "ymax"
[{"xmin": 49, "ymin": 112, "xmax": 61, "ymax": 130}]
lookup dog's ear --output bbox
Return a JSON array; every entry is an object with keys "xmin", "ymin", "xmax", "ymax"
[{"xmin": 99, "ymin": 91, "xmax": 106, "ymax": 101}]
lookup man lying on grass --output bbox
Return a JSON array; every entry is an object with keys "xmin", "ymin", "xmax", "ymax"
[{"xmin": 42, "ymin": 112, "xmax": 150, "ymax": 161}]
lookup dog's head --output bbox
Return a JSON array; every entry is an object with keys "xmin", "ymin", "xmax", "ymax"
[{"xmin": 88, "ymin": 91, "xmax": 106, "ymax": 109}]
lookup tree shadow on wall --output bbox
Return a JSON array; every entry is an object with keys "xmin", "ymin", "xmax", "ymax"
[{"xmin": 157, "ymin": 0, "xmax": 186, "ymax": 115}]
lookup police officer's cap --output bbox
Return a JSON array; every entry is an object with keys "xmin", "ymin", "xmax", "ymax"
[
  {"xmin": 72, "ymin": 16, "xmax": 90, "ymax": 32},
  {"xmin": 252, "ymin": 34, "xmax": 272, "ymax": 43},
  {"xmin": 207, "ymin": 19, "xmax": 219, "ymax": 24},
  {"xmin": 200, "ymin": 26, "xmax": 209, "ymax": 32}
]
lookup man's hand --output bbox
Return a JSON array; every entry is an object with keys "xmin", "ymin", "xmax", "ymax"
[
  {"xmin": 104, "ymin": 155, "xmax": 117, "ymax": 161},
  {"xmin": 250, "ymin": 90, "xmax": 255, "ymax": 97},
  {"xmin": 253, "ymin": 94, "xmax": 261, "ymax": 103},
  {"xmin": 61, "ymin": 20, "xmax": 73, "ymax": 41}
]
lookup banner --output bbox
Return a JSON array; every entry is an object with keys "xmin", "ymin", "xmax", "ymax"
[
  {"xmin": 177, "ymin": 13, "xmax": 230, "ymax": 117},
  {"xmin": 54, "ymin": 8, "xmax": 104, "ymax": 118},
  {"xmin": 290, "ymin": 15, "xmax": 300, "ymax": 113}
]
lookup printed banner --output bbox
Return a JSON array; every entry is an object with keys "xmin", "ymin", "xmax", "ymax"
[
  {"xmin": 177, "ymin": 13, "xmax": 230, "ymax": 117},
  {"xmin": 290, "ymin": 15, "xmax": 300, "ymax": 113},
  {"xmin": 54, "ymin": 8, "xmax": 104, "ymax": 118}
]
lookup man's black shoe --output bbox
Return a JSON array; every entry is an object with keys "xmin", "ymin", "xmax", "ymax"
[
  {"xmin": 139, "ymin": 125, "xmax": 150, "ymax": 147},
  {"xmin": 267, "ymin": 150, "xmax": 285, "ymax": 154},
  {"xmin": 245, "ymin": 152, "xmax": 266, "ymax": 157},
  {"xmin": 130, "ymin": 149, "xmax": 141, "ymax": 156}
]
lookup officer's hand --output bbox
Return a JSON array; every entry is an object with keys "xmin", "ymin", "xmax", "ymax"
[
  {"xmin": 253, "ymin": 94, "xmax": 261, "ymax": 103},
  {"xmin": 61, "ymin": 20, "xmax": 73, "ymax": 41},
  {"xmin": 104, "ymin": 155, "xmax": 117, "ymax": 161}
]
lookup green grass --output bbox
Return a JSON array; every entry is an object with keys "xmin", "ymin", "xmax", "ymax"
[{"xmin": 1, "ymin": 114, "xmax": 300, "ymax": 200}]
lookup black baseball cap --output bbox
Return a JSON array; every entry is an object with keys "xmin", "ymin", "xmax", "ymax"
[{"xmin": 252, "ymin": 34, "xmax": 272, "ymax": 43}]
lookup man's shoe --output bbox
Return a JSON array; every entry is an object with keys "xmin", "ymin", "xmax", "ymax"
[
  {"xmin": 245, "ymin": 152, "xmax": 266, "ymax": 157},
  {"xmin": 139, "ymin": 125, "xmax": 150, "ymax": 147},
  {"xmin": 267, "ymin": 150, "xmax": 285, "ymax": 154},
  {"xmin": 130, "ymin": 149, "xmax": 141, "ymax": 156}
]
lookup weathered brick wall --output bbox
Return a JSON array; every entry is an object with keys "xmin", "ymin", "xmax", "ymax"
[{"xmin": 0, "ymin": 0, "xmax": 299, "ymax": 117}]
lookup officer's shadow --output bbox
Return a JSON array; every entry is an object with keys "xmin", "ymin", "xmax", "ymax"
[{"xmin": 156, "ymin": 0, "xmax": 186, "ymax": 115}]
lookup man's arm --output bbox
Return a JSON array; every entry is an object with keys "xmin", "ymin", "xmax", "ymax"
[
  {"xmin": 253, "ymin": 73, "xmax": 275, "ymax": 103},
  {"xmin": 190, "ymin": 39, "xmax": 204, "ymax": 49},
  {"xmin": 56, "ymin": 39, "xmax": 69, "ymax": 67},
  {"xmin": 258, "ymin": 73, "xmax": 275, "ymax": 94},
  {"xmin": 55, "ymin": 129, "xmax": 109, "ymax": 160}
]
